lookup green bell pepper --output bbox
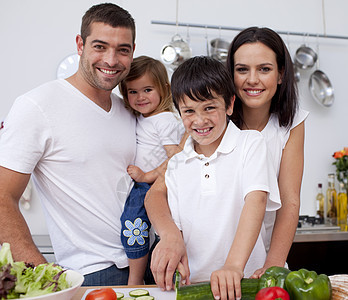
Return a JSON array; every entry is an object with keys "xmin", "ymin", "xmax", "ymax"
[
  {"xmin": 258, "ymin": 266, "xmax": 292, "ymax": 290},
  {"xmin": 285, "ymin": 268, "xmax": 331, "ymax": 300}
]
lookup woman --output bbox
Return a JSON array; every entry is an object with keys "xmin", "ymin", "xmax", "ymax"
[
  {"xmin": 226, "ymin": 27, "xmax": 308, "ymax": 277},
  {"xmin": 145, "ymin": 26, "xmax": 308, "ymax": 290}
]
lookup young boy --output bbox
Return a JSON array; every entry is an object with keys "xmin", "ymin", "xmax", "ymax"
[{"xmin": 165, "ymin": 56, "xmax": 281, "ymax": 300}]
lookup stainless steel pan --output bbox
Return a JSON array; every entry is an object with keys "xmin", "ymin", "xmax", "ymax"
[
  {"xmin": 309, "ymin": 70, "xmax": 334, "ymax": 107},
  {"xmin": 294, "ymin": 45, "xmax": 318, "ymax": 69},
  {"xmin": 210, "ymin": 38, "xmax": 230, "ymax": 63}
]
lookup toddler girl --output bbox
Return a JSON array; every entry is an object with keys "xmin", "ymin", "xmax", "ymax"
[{"xmin": 119, "ymin": 56, "xmax": 185, "ymax": 285}]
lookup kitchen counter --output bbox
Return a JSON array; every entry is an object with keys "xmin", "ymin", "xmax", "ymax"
[{"xmin": 294, "ymin": 227, "xmax": 348, "ymax": 242}]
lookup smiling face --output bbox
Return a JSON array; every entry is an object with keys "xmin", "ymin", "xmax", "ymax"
[
  {"xmin": 233, "ymin": 42, "xmax": 282, "ymax": 111},
  {"xmin": 77, "ymin": 22, "xmax": 134, "ymax": 91},
  {"xmin": 178, "ymin": 93, "xmax": 234, "ymax": 157},
  {"xmin": 126, "ymin": 72, "xmax": 162, "ymax": 117}
]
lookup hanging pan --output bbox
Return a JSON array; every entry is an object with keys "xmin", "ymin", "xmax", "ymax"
[
  {"xmin": 308, "ymin": 41, "xmax": 334, "ymax": 107},
  {"xmin": 309, "ymin": 70, "xmax": 334, "ymax": 107},
  {"xmin": 294, "ymin": 44, "xmax": 318, "ymax": 69}
]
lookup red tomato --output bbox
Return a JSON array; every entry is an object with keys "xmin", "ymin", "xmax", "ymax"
[
  {"xmin": 85, "ymin": 288, "xmax": 117, "ymax": 300},
  {"xmin": 255, "ymin": 287, "xmax": 290, "ymax": 300}
]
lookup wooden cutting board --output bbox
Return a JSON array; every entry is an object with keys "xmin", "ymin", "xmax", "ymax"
[{"xmin": 81, "ymin": 286, "xmax": 175, "ymax": 299}]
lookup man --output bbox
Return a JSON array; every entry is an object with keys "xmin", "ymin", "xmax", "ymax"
[{"xmin": 0, "ymin": 3, "xmax": 136, "ymax": 286}]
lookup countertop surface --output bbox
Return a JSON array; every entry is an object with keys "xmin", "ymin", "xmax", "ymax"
[
  {"xmin": 33, "ymin": 227, "xmax": 348, "ymax": 252},
  {"xmin": 294, "ymin": 229, "xmax": 348, "ymax": 242}
]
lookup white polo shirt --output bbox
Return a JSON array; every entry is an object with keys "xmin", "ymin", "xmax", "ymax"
[{"xmin": 166, "ymin": 121, "xmax": 281, "ymax": 282}]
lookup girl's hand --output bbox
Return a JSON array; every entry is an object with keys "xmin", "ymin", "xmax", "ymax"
[
  {"xmin": 210, "ymin": 265, "xmax": 244, "ymax": 300},
  {"xmin": 127, "ymin": 165, "xmax": 145, "ymax": 182}
]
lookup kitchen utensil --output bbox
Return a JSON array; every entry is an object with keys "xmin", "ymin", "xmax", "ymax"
[
  {"xmin": 160, "ymin": 34, "xmax": 191, "ymax": 69},
  {"xmin": 309, "ymin": 70, "xmax": 334, "ymax": 107},
  {"xmin": 210, "ymin": 38, "xmax": 230, "ymax": 63},
  {"xmin": 294, "ymin": 64, "xmax": 300, "ymax": 82},
  {"xmin": 294, "ymin": 44, "xmax": 318, "ymax": 69},
  {"xmin": 308, "ymin": 39, "xmax": 334, "ymax": 107}
]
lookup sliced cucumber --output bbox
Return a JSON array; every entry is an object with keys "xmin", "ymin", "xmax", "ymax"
[
  {"xmin": 129, "ymin": 289, "xmax": 150, "ymax": 297},
  {"xmin": 116, "ymin": 291, "xmax": 124, "ymax": 298},
  {"xmin": 136, "ymin": 296, "xmax": 154, "ymax": 300},
  {"xmin": 122, "ymin": 297, "xmax": 135, "ymax": 300}
]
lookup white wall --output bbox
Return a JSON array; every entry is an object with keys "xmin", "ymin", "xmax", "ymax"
[{"xmin": 1, "ymin": 0, "xmax": 347, "ymax": 234}]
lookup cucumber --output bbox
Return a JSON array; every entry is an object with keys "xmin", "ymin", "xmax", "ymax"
[
  {"xmin": 176, "ymin": 278, "xmax": 259, "ymax": 300},
  {"xmin": 116, "ymin": 292, "xmax": 124, "ymax": 299},
  {"xmin": 136, "ymin": 296, "xmax": 154, "ymax": 300},
  {"xmin": 122, "ymin": 298, "xmax": 135, "ymax": 300},
  {"xmin": 129, "ymin": 289, "xmax": 150, "ymax": 297}
]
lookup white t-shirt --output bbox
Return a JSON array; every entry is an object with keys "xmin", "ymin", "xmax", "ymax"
[
  {"xmin": 166, "ymin": 121, "xmax": 281, "ymax": 282},
  {"xmin": 262, "ymin": 108, "xmax": 309, "ymax": 252},
  {"xmin": 0, "ymin": 79, "xmax": 136, "ymax": 275},
  {"xmin": 134, "ymin": 112, "xmax": 184, "ymax": 172}
]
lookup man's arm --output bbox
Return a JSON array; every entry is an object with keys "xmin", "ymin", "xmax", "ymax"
[{"xmin": 0, "ymin": 166, "xmax": 46, "ymax": 264}]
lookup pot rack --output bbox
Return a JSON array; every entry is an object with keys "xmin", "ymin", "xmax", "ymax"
[{"xmin": 151, "ymin": 20, "xmax": 348, "ymax": 41}]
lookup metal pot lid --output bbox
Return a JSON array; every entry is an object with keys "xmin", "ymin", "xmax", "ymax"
[
  {"xmin": 309, "ymin": 70, "xmax": 334, "ymax": 107},
  {"xmin": 294, "ymin": 45, "xmax": 318, "ymax": 70}
]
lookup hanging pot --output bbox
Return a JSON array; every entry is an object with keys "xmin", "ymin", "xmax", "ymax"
[
  {"xmin": 309, "ymin": 70, "xmax": 334, "ymax": 107},
  {"xmin": 210, "ymin": 38, "xmax": 230, "ymax": 63},
  {"xmin": 293, "ymin": 64, "xmax": 300, "ymax": 82},
  {"xmin": 160, "ymin": 34, "xmax": 191, "ymax": 69},
  {"xmin": 294, "ymin": 45, "xmax": 318, "ymax": 69}
]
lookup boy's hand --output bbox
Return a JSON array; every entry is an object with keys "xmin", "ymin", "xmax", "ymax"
[
  {"xmin": 210, "ymin": 265, "xmax": 244, "ymax": 300},
  {"xmin": 127, "ymin": 165, "xmax": 145, "ymax": 182},
  {"xmin": 151, "ymin": 234, "xmax": 190, "ymax": 291}
]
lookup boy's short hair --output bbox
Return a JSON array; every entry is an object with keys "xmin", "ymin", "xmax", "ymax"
[
  {"xmin": 171, "ymin": 56, "xmax": 235, "ymax": 112},
  {"xmin": 81, "ymin": 3, "xmax": 135, "ymax": 44}
]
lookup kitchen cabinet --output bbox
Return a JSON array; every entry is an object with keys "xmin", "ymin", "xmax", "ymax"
[
  {"xmin": 32, "ymin": 235, "xmax": 56, "ymax": 263},
  {"xmin": 288, "ymin": 229, "xmax": 348, "ymax": 275}
]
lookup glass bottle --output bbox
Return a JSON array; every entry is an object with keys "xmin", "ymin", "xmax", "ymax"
[
  {"xmin": 326, "ymin": 173, "xmax": 338, "ymax": 225},
  {"xmin": 337, "ymin": 182, "xmax": 347, "ymax": 231},
  {"xmin": 315, "ymin": 183, "xmax": 325, "ymax": 223}
]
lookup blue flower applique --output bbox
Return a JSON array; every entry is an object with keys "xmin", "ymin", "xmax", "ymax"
[{"xmin": 123, "ymin": 217, "xmax": 149, "ymax": 246}]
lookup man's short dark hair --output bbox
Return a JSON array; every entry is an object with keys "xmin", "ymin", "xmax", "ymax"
[{"xmin": 81, "ymin": 3, "xmax": 135, "ymax": 44}]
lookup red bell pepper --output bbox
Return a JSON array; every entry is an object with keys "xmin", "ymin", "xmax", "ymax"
[{"xmin": 255, "ymin": 286, "xmax": 290, "ymax": 300}]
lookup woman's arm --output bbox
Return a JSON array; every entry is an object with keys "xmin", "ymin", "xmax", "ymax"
[
  {"xmin": 254, "ymin": 122, "xmax": 305, "ymax": 276},
  {"xmin": 210, "ymin": 190, "xmax": 267, "ymax": 300}
]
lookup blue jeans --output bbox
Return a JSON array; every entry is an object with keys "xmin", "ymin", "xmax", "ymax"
[
  {"xmin": 82, "ymin": 265, "xmax": 129, "ymax": 286},
  {"xmin": 120, "ymin": 182, "xmax": 151, "ymax": 259},
  {"xmin": 81, "ymin": 236, "xmax": 159, "ymax": 286}
]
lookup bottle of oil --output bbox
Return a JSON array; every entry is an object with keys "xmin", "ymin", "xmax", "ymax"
[
  {"xmin": 326, "ymin": 173, "xmax": 338, "ymax": 225},
  {"xmin": 315, "ymin": 183, "xmax": 325, "ymax": 223},
  {"xmin": 337, "ymin": 182, "xmax": 347, "ymax": 231}
]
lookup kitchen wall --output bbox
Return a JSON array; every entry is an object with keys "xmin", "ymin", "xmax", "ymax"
[{"xmin": 0, "ymin": 0, "xmax": 347, "ymax": 234}]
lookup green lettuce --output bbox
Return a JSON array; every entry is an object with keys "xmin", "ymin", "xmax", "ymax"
[{"xmin": 0, "ymin": 243, "xmax": 70, "ymax": 299}]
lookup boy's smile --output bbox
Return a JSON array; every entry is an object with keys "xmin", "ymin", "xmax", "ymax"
[{"xmin": 178, "ymin": 93, "xmax": 234, "ymax": 157}]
